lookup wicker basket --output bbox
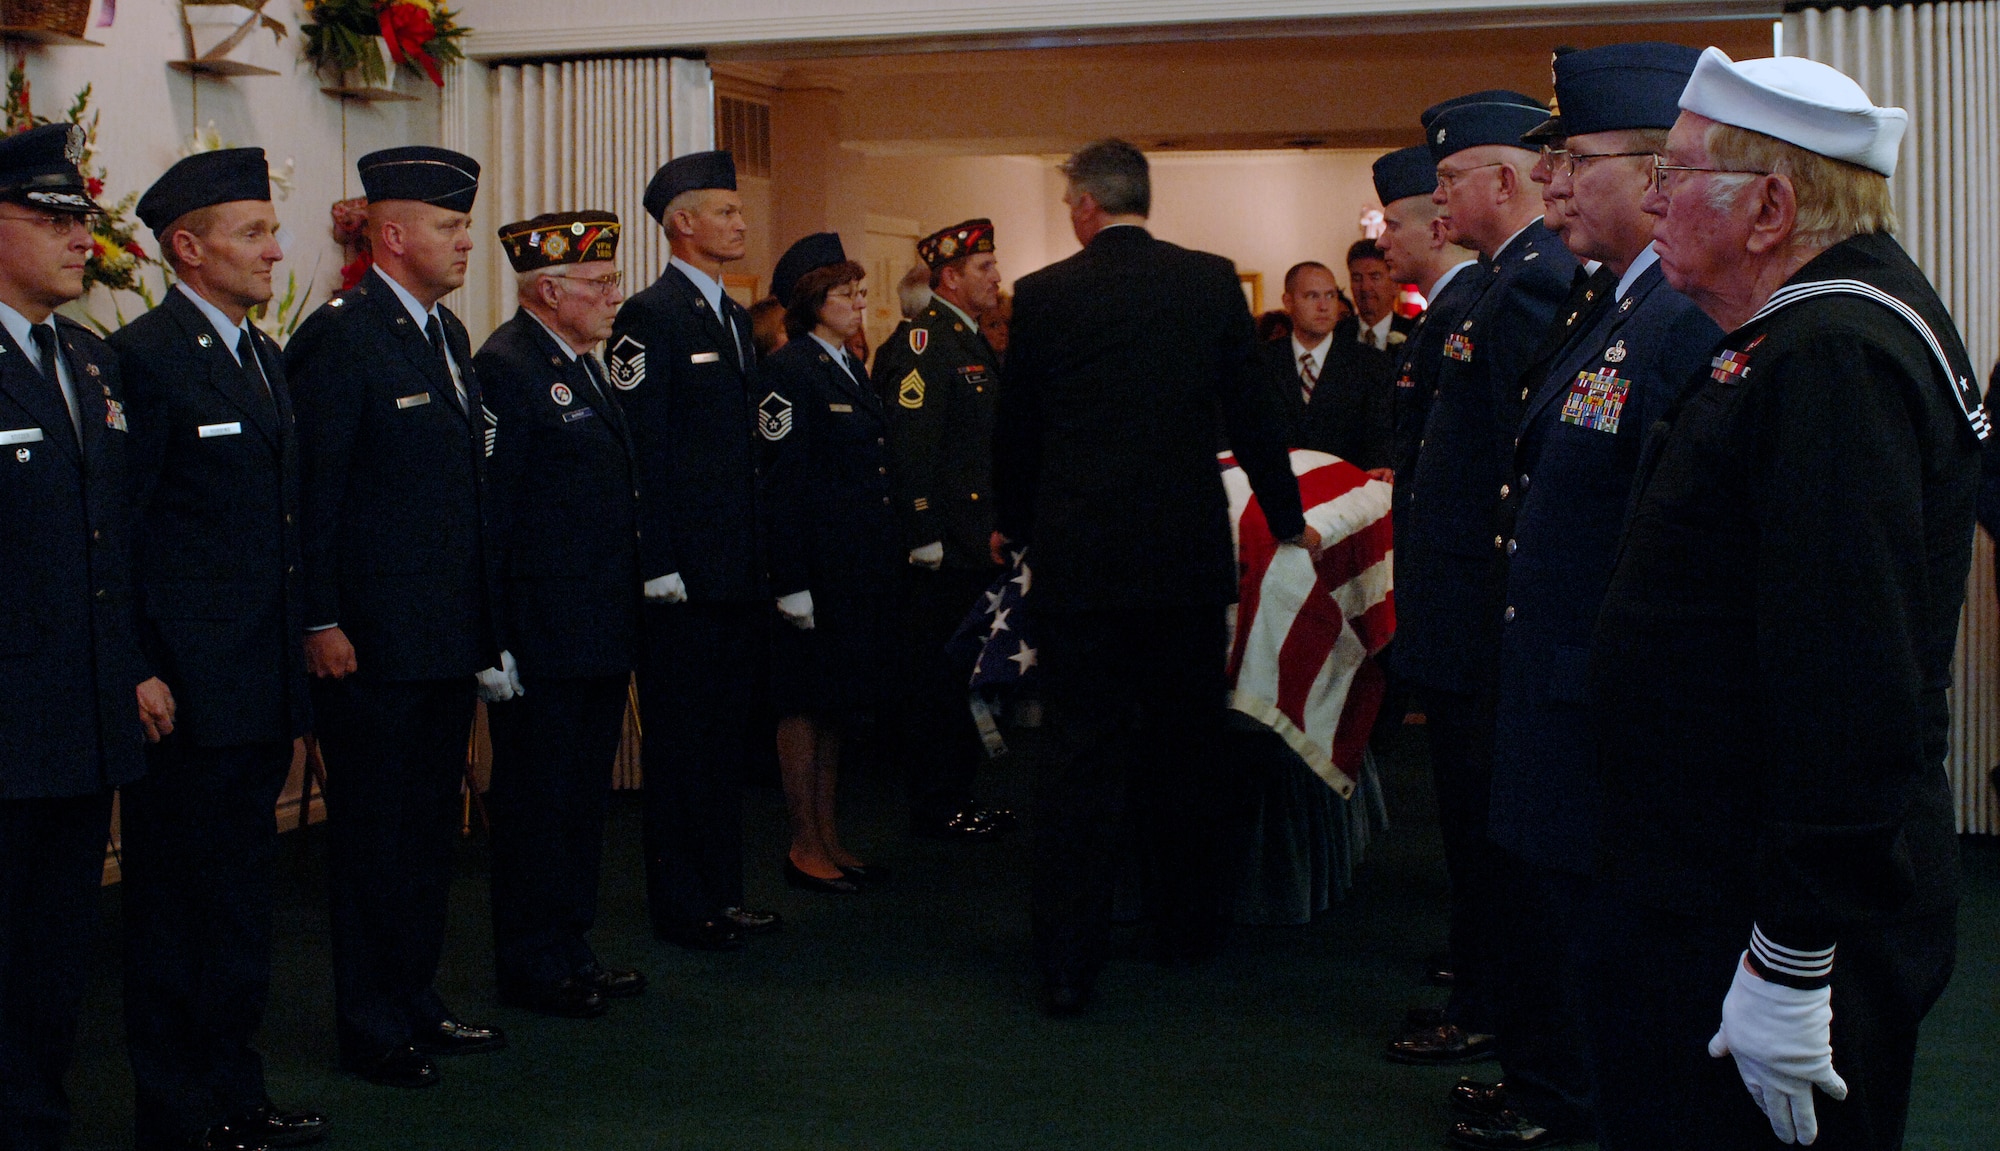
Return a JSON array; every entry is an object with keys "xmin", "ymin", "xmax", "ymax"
[{"xmin": 0, "ymin": 0, "xmax": 92, "ymax": 38}]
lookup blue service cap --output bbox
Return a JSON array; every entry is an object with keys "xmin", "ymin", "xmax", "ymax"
[
  {"xmin": 645, "ymin": 150, "xmax": 737, "ymax": 223},
  {"xmin": 771, "ymin": 231, "xmax": 847, "ymax": 306},
  {"xmin": 358, "ymin": 146, "xmax": 480, "ymax": 213},
  {"xmin": 1421, "ymin": 90, "xmax": 1542, "ymax": 132},
  {"xmin": 1526, "ymin": 42, "xmax": 1704, "ymax": 141},
  {"xmin": 1373, "ymin": 146, "xmax": 1438, "ymax": 204},
  {"xmin": 138, "ymin": 148, "xmax": 270, "ymax": 234},
  {"xmin": 1426, "ymin": 94, "xmax": 1550, "ymax": 161},
  {"xmin": 0, "ymin": 122, "xmax": 99, "ymax": 214}
]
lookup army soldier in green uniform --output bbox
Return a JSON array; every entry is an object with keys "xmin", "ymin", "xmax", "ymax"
[{"xmin": 874, "ymin": 219, "xmax": 1012, "ymax": 840}]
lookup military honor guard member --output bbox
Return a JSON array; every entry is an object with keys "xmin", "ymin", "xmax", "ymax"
[
  {"xmin": 1449, "ymin": 45, "xmax": 1718, "ymax": 1151},
  {"xmin": 607, "ymin": 150, "xmax": 782, "ymax": 951},
  {"xmin": 992, "ymin": 140, "xmax": 1313, "ymax": 1016},
  {"xmin": 1254, "ymin": 259, "xmax": 1397, "ymax": 469},
  {"xmin": 872, "ymin": 217, "xmax": 1014, "ymax": 841},
  {"xmin": 286, "ymin": 146, "xmax": 506, "ymax": 1089},
  {"xmin": 475, "ymin": 211, "xmax": 648, "ymax": 1019},
  {"xmin": 0, "ymin": 122, "xmax": 161, "ymax": 1151},
  {"xmin": 759, "ymin": 233, "xmax": 897, "ymax": 895},
  {"xmin": 1390, "ymin": 91, "xmax": 1577, "ymax": 1067},
  {"xmin": 115, "ymin": 148, "xmax": 327, "ymax": 1151},
  {"xmin": 1588, "ymin": 50, "xmax": 1979, "ymax": 1151}
]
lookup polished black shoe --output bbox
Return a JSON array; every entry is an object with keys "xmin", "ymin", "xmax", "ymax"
[
  {"xmin": 576, "ymin": 962, "xmax": 647, "ymax": 999},
  {"xmin": 341, "ymin": 1045, "xmax": 439, "ymax": 1089},
  {"xmin": 186, "ymin": 1124, "xmax": 269, "ymax": 1151},
  {"xmin": 656, "ymin": 918, "xmax": 744, "ymax": 950},
  {"xmin": 837, "ymin": 861, "xmax": 891, "ymax": 887},
  {"xmin": 499, "ymin": 975, "xmax": 607, "ymax": 1019},
  {"xmin": 1385, "ymin": 1023, "xmax": 1496, "ymax": 1065},
  {"xmin": 226, "ymin": 1103, "xmax": 328, "ymax": 1148},
  {"xmin": 785, "ymin": 858, "xmax": 861, "ymax": 894},
  {"xmin": 1040, "ymin": 978, "xmax": 1092, "ymax": 1018},
  {"xmin": 1403, "ymin": 1005, "xmax": 1448, "ymax": 1031},
  {"xmin": 1452, "ymin": 1078, "xmax": 1508, "ymax": 1118},
  {"xmin": 1448, "ymin": 1107, "xmax": 1579, "ymax": 1149},
  {"xmin": 912, "ymin": 805, "xmax": 1008, "ymax": 841},
  {"xmin": 1424, "ymin": 950, "xmax": 1456, "ymax": 987},
  {"xmin": 414, "ymin": 1017, "xmax": 508, "ymax": 1056},
  {"xmin": 723, "ymin": 906, "xmax": 783, "ymax": 935}
]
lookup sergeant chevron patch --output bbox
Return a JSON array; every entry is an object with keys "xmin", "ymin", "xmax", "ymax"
[
  {"xmin": 607, "ymin": 335, "xmax": 646, "ymax": 390},
  {"xmin": 758, "ymin": 392, "xmax": 794, "ymax": 440},
  {"xmin": 898, "ymin": 370, "xmax": 925, "ymax": 409},
  {"xmin": 481, "ymin": 405, "xmax": 497, "ymax": 458}
]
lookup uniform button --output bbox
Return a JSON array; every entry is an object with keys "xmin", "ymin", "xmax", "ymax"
[
  {"xmin": 1520, "ymin": 388, "xmax": 1529, "ymax": 401},
  {"xmin": 882, "ymin": 496, "xmax": 891, "ymax": 506},
  {"xmin": 1499, "ymin": 484, "xmax": 1510, "ymax": 499},
  {"xmin": 878, "ymin": 466, "xmax": 887, "ymax": 475},
  {"xmin": 1506, "ymin": 539, "xmax": 1517, "ymax": 556},
  {"xmin": 1504, "ymin": 605, "xmax": 1516, "ymax": 622},
  {"xmin": 876, "ymin": 438, "xmax": 885, "ymax": 446},
  {"xmin": 91, "ymin": 529, "xmax": 102, "ymax": 541},
  {"xmin": 287, "ymin": 564, "xmax": 296, "ymax": 574},
  {"xmin": 95, "ymin": 589, "xmax": 107, "ymax": 600},
  {"xmin": 969, "ymin": 492, "xmax": 980, "ymax": 500},
  {"xmin": 975, "ymin": 385, "xmax": 984, "ymax": 393},
  {"xmin": 634, "ymin": 490, "xmax": 641, "ymax": 500},
  {"xmin": 1419, "ymin": 439, "xmax": 1426, "ymax": 448},
  {"xmin": 1520, "ymin": 474, "xmax": 1531, "ymax": 488},
  {"xmin": 284, "ymin": 514, "xmax": 293, "ymax": 525},
  {"xmin": 1493, "ymin": 535, "xmax": 1504, "ymax": 550}
]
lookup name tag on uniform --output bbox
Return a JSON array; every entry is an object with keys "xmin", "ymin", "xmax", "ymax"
[
  {"xmin": 0, "ymin": 427, "xmax": 44, "ymax": 445},
  {"xmin": 562, "ymin": 407, "xmax": 597, "ymax": 423},
  {"xmin": 690, "ymin": 351, "xmax": 721, "ymax": 364},
  {"xmin": 396, "ymin": 393, "xmax": 431, "ymax": 409},
  {"xmin": 198, "ymin": 422, "xmax": 242, "ymax": 438},
  {"xmin": 828, "ymin": 403, "xmax": 854, "ymax": 413}
]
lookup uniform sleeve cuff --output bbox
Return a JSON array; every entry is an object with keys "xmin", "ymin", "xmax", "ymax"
[
  {"xmin": 1747, "ymin": 923, "xmax": 1835, "ymax": 989},
  {"xmin": 306, "ymin": 622, "xmax": 339, "ymax": 632}
]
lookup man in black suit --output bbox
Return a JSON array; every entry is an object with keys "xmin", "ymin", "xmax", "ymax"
[
  {"xmin": 115, "ymin": 148, "xmax": 326, "ymax": 1151},
  {"xmin": 607, "ymin": 151, "xmax": 782, "ymax": 951},
  {"xmin": 475, "ymin": 211, "xmax": 647, "ymax": 1018},
  {"xmin": 1339, "ymin": 239, "xmax": 1419, "ymax": 353},
  {"xmin": 0, "ymin": 122, "xmax": 162, "ymax": 1151},
  {"xmin": 992, "ymin": 139, "xmax": 1315, "ymax": 1016},
  {"xmin": 1253, "ymin": 259, "xmax": 1396, "ymax": 470},
  {"xmin": 286, "ymin": 147, "xmax": 505, "ymax": 1089}
]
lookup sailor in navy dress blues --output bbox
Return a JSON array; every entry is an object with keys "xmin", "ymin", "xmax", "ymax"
[
  {"xmin": 607, "ymin": 150, "xmax": 783, "ymax": 951},
  {"xmin": 475, "ymin": 210, "xmax": 649, "ymax": 1021},
  {"xmin": 1587, "ymin": 49, "xmax": 1982, "ymax": 1151},
  {"xmin": 1390, "ymin": 91, "xmax": 1577, "ymax": 1068},
  {"xmin": 0, "ymin": 122, "xmax": 157, "ymax": 1151},
  {"xmin": 758, "ymin": 232, "xmax": 899, "ymax": 896},
  {"xmin": 1452, "ymin": 43, "xmax": 1718, "ymax": 1151}
]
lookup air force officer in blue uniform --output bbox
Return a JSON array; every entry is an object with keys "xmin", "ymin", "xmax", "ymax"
[
  {"xmin": 0, "ymin": 122, "xmax": 160, "ymax": 1151},
  {"xmin": 115, "ymin": 147, "xmax": 327, "ymax": 1151}
]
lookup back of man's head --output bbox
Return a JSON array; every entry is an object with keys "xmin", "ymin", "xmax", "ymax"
[{"xmin": 1061, "ymin": 139, "xmax": 1151, "ymax": 217}]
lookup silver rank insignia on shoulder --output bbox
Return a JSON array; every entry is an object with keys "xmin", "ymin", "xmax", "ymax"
[
  {"xmin": 1620, "ymin": 297, "xmax": 1634, "ymax": 312},
  {"xmin": 758, "ymin": 391, "xmax": 794, "ymax": 440},
  {"xmin": 197, "ymin": 333, "xmax": 214, "ymax": 349},
  {"xmin": 607, "ymin": 335, "xmax": 645, "ymax": 390},
  {"xmin": 1604, "ymin": 340, "xmax": 1628, "ymax": 364}
]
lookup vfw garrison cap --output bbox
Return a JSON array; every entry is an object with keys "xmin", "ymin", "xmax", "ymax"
[{"xmin": 499, "ymin": 211, "xmax": 621, "ymax": 272}]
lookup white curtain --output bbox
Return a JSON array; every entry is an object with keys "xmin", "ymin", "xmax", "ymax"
[{"xmin": 1788, "ymin": 2, "xmax": 2000, "ymax": 834}]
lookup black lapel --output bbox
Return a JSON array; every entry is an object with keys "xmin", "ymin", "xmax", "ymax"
[
  {"xmin": 164, "ymin": 289, "xmax": 279, "ymax": 447},
  {"xmin": 722, "ymin": 293, "xmax": 754, "ymax": 375},
  {"xmin": 58, "ymin": 326, "xmax": 107, "ymax": 468},
  {"xmin": 818, "ymin": 341, "xmax": 878, "ymax": 414},
  {"xmin": 0, "ymin": 324, "xmax": 81, "ymax": 465},
  {"xmin": 368, "ymin": 269, "xmax": 464, "ymax": 420},
  {"xmin": 665, "ymin": 265, "xmax": 742, "ymax": 375}
]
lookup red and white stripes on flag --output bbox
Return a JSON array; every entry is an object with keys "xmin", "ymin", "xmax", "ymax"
[{"xmin": 1220, "ymin": 450, "xmax": 1395, "ymax": 798}]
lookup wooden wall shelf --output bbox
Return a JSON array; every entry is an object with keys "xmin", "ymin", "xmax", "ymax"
[
  {"xmin": 169, "ymin": 58, "xmax": 279, "ymax": 77},
  {"xmin": 0, "ymin": 25, "xmax": 101, "ymax": 46}
]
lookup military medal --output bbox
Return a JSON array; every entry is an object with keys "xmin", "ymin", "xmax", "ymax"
[
  {"xmin": 104, "ymin": 398, "xmax": 128, "ymax": 432},
  {"xmin": 1710, "ymin": 347, "xmax": 1753, "ymax": 384},
  {"xmin": 1604, "ymin": 340, "xmax": 1628, "ymax": 364},
  {"xmin": 1560, "ymin": 367, "xmax": 1630, "ymax": 433},
  {"xmin": 1444, "ymin": 333, "xmax": 1475, "ymax": 362},
  {"xmin": 550, "ymin": 382, "xmax": 574, "ymax": 406}
]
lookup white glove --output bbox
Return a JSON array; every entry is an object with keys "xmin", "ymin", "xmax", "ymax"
[
  {"xmin": 476, "ymin": 650, "xmax": 523, "ymax": 703},
  {"xmin": 776, "ymin": 590, "xmax": 815, "ymax": 630},
  {"xmin": 909, "ymin": 541, "xmax": 944, "ymax": 570},
  {"xmin": 644, "ymin": 572, "xmax": 687, "ymax": 603},
  {"xmin": 1709, "ymin": 952, "xmax": 1847, "ymax": 1145}
]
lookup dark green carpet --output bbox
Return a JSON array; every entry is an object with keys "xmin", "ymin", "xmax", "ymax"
[{"xmin": 63, "ymin": 728, "xmax": 1998, "ymax": 1149}]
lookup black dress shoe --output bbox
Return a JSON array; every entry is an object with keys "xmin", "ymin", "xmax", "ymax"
[
  {"xmin": 1424, "ymin": 950, "xmax": 1456, "ymax": 987},
  {"xmin": 912, "ymin": 806, "xmax": 1007, "ymax": 841},
  {"xmin": 227, "ymin": 1103, "xmax": 327, "ymax": 1148},
  {"xmin": 1452, "ymin": 1078, "xmax": 1507, "ymax": 1118},
  {"xmin": 786, "ymin": 858, "xmax": 861, "ymax": 893},
  {"xmin": 1448, "ymin": 1107, "xmax": 1579, "ymax": 1149},
  {"xmin": 1385, "ymin": 1023, "xmax": 1496, "ymax": 1065},
  {"xmin": 1404, "ymin": 1005, "xmax": 1448, "ymax": 1031},
  {"xmin": 185, "ymin": 1124, "xmax": 269, "ymax": 1151},
  {"xmin": 499, "ymin": 975, "xmax": 607, "ymax": 1019},
  {"xmin": 837, "ymin": 861, "xmax": 891, "ymax": 887},
  {"xmin": 576, "ymin": 962, "xmax": 647, "ymax": 999},
  {"xmin": 413, "ymin": 1017, "xmax": 508, "ymax": 1056},
  {"xmin": 723, "ymin": 906, "xmax": 783, "ymax": 935},
  {"xmin": 656, "ymin": 918, "xmax": 744, "ymax": 950},
  {"xmin": 341, "ymin": 1045, "xmax": 439, "ymax": 1089},
  {"xmin": 1040, "ymin": 979, "xmax": 1092, "ymax": 1017}
]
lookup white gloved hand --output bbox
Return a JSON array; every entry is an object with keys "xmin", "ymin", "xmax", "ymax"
[
  {"xmin": 776, "ymin": 590, "xmax": 815, "ymax": 630},
  {"xmin": 1709, "ymin": 952, "xmax": 1847, "ymax": 1145},
  {"xmin": 909, "ymin": 541, "xmax": 944, "ymax": 570},
  {"xmin": 644, "ymin": 572, "xmax": 687, "ymax": 603},
  {"xmin": 476, "ymin": 650, "xmax": 523, "ymax": 703}
]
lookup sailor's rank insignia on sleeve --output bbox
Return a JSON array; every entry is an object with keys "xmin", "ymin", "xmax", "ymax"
[
  {"xmin": 898, "ymin": 370, "xmax": 925, "ymax": 409},
  {"xmin": 607, "ymin": 335, "xmax": 646, "ymax": 390}
]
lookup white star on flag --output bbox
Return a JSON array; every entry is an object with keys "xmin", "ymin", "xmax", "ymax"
[{"xmin": 1009, "ymin": 643, "xmax": 1037, "ymax": 673}]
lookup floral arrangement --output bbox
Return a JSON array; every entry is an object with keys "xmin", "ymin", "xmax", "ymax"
[
  {"xmin": 4, "ymin": 63, "xmax": 154, "ymax": 317},
  {"xmin": 301, "ymin": 0, "xmax": 469, "ymax": 88}
]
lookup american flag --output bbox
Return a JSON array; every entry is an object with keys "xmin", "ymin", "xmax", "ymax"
[{"xmin": 952, "ymin": 450, "xmax": 1394, "ymax": 794}]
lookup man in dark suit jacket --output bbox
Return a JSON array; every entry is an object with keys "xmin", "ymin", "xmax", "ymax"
[
  {"xmin": 0, "ymin": 123, "xmax": 161, "ymax": 1151},
  {"xmin": 115, "ymin": 148, "xmax": 327, "ymax": 1151},
  {"xmin": 476, "ymin": 211, "xmax": 647, "ymax": 1020},
  {"xmin": 286, "ymin": 147, "xmax": 505, "ymax": 1090},
  {"xmin": 1251, "ymin": 259, "xmax": 1396, "ymax": 469},
  {"xmin": 606, "ymin": 151, "xmax": 781, "ymax": 951},
  {"xmin": 1337, "ymin": 239, "xmax": 1419, "ymax": 354},
  {"xmin": 993, "ymin": 140, "xmax": 1313, "ymax": 1017}
]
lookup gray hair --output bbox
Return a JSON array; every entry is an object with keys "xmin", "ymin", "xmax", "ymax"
[
  {"xmin": 897, "ymin": 262, "xmax": 932, "ymax": 320},
  {"xmin": 515, "ymin": 268, "xmax": 556, "ymax": 303},
  {"xmin": 1061, "ymin": 139, "xmax": 1150, "ymax": 217}
]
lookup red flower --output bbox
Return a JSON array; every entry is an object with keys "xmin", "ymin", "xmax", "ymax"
[
  {"xmin": 378, "ymin": 3, "xmax": 444, "ymax": 86},
  {"xmin": 127, "ymin": 240, "xmax": 145, "ymax": 260},
  {"xmin": 86, "ymin": 177, "xmax": 102, "ymax": 198}
]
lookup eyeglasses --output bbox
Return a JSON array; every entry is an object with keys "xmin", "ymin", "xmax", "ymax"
[
  {"xmin": 1649, "ymin": 157, "xmax": 1772, "ymax": 195},
  {"xmin": 0, "ymin": 210, "xmax": 92, "ymax": 236},
  {"xmin": 1434, "ymin": 161, "xmax": 1507, "ymax": 190},
  {"xmin": 827, "ymin": 285, "xmax": 869, "ymax": 302},
  {"xmin": 1539, "ymin": 146, "xmax": 1657, "ymax": 179},
  {"xmin": 548, "ymin": 270, "xmax": 623, "ymax": 291}
]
